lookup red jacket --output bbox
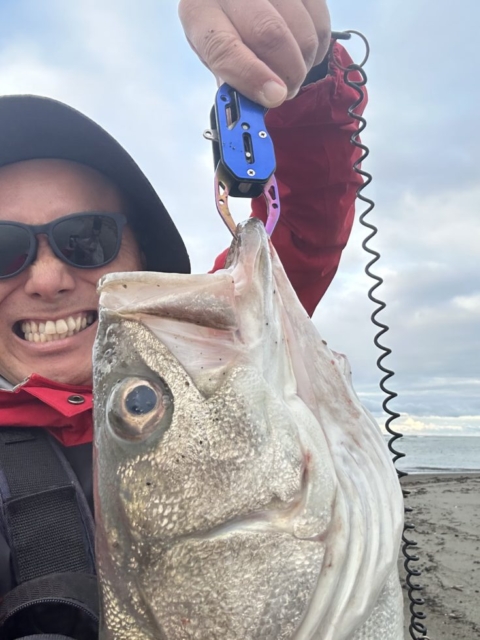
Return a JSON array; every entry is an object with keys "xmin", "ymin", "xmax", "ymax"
[{"xmin": 0, "ymin": 43, "xmax": 365, "ymax": 447}]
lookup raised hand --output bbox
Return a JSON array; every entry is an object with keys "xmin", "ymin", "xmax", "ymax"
[{"xmin": 179, "ymin": 0, "xmax": 331, "ymax": 107}]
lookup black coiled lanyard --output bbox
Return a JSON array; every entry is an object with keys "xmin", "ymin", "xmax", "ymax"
[{"xmin": 332, "ymin": 29, "xmax": 430, "ymax": 640}]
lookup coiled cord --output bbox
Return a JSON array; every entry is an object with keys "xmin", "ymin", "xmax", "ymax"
[{"xmin": 332, "ymin": 30, "xmax": 429, "ymax": 639}]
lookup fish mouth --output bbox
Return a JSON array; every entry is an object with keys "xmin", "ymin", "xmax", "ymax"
[
  {"xmin": 193, "ymin": 508, "xmax": 306, "ymax": 541},
  {"xmin": 13, "ymin": 311, "xmax": 98, "ymax": 342},
  {"xmin": 178, "ymin": 465, "xmax": 323, "ymax": 544}
]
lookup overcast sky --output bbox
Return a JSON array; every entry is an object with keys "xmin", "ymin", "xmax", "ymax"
[{"xmin": 0, "ymin": 0, "xmax": 477, "ymax": 437}]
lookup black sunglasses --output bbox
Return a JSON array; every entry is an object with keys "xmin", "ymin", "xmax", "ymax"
[{"xmin": 0, "ymin": 212, "xmax": 127, "ymax": 279}]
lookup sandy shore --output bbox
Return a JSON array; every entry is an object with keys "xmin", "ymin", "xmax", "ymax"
[{"xmin": 399, "ymin": 473, "xmax": 480, "ymax": 639}]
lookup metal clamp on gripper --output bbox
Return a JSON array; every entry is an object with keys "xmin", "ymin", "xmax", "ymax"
[{"xmin": 204, "ymin": 83, "xmax": 280, "ymax": 237}]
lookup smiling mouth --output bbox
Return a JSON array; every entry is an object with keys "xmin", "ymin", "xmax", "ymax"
[{"xmin": 14, "ymin": 311, "xmax": 98, "ymax": 342}]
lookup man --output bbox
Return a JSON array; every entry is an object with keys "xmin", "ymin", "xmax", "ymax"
[{"xmin": 0, "ymin": 1, "xmax": 364, "ymax": 638}]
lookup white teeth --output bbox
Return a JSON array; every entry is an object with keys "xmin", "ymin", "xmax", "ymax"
[
  {"xmin": 45, "ymin": 321, "xmax": 57, "ymax": 335},
  {"xmin": 21, "ymin": 313, "xmax": 95, "ymax": 342},
  {"xmin": 56, "ymin": 319, "xmax": 69, "ymax": 334}
]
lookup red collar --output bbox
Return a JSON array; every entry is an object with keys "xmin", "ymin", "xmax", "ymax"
[{"xmin": 0, "ymin": 374, "xmax": 93, "ymax": 447}]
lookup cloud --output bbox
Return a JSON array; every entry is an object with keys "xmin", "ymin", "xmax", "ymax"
[
  {"xmin": 0, "ymin": 0, "xmax": 477, "ymax": 434},
  {"xmin": 347, "ymin": 0, "xmax": 479, "ymax": 196},
  {"xmin": 374, "ymin": 186, "xmax": 480, "ymax": 265},
  {"xmin": 312, "ymin": 0, "xmax": 478, "ymax": 430},
  {"xmin": 374, "ymin": 414, "xmax": 480, "ymax": 439},
  {"xmin": 0, "ymin": 42, "xmax": 66, "ymax": 97},
  {"xmin": 454, "ymin": 294, "xmax": 480, "ymax": 313},
  {"xmin": 314, "ymin": 179, "xmax": 479, "ymax": 421},
  {"xmin": 395, "ymin": 415, "xmax": 465, "ymax": 435}
]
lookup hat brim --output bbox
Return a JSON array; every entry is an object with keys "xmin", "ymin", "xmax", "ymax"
[{"xmin": 0, "ymin": 95, "xmax": 190, "ymax": 274}]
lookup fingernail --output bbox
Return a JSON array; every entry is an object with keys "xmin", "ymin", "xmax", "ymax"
[
  {"xmin": 260, "ymin": 80, "xmax": 288, "ymax": 107},
  {"xmin": 287, "ymin": 85, "xmax": 302, "ymax": 100}
]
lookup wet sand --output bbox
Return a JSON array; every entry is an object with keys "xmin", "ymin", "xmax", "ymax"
[{"xmin": 399, "ymin": 473, "xmax": 480, "ymax": 639}]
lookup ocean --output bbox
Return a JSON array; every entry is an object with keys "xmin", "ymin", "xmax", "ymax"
[{"xmin": 384, "ymin": 435, "xmax": 480, "ymax": 474}]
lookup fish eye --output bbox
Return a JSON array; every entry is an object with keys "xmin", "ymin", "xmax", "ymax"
[
  {"xmin": 125, "ymin": 385, "xmax": 158, "ymax": 415},
  {"xmin": 107, "ymin": 377, "xmax": 173, "ymax": 442}
]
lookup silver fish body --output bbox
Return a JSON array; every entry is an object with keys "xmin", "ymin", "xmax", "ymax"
[{"xmin": 94, "ymin": 219, "xmax": 404, "ymax": 640}]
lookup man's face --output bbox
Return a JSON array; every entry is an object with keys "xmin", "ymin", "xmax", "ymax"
[{"xmin": 0, "ymin": 159, "xmax": 144, "ymax": 386}]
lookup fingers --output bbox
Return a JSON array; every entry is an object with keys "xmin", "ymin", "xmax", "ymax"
[
  {"xmin": 302, "ymin": 0, "xmax": 331, "ymax": 65},
  {"xmin": 179, "ymin": 0, "xmax": 290, "ymax": 107},
  {"xmin": 178, "ymin": 0, "xmax": 332, "ymax": 107},
  {"xmin": 222, "ymin": 0, "xmax": 312, "ymax": 98}
]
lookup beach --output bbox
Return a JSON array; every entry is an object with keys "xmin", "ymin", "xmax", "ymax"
[{"xmin": 400, "ymin": 473, "xmax": 480, "ymax": 639}]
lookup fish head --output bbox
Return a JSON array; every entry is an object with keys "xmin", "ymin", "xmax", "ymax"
[
  {"xmin": 93, "ymin": 218, "xmax": 404, "ymax": 640},
  {"xmin": 93, "ymin": 220, "xmax": 334, "ymax": 639},
  {"xmin": 94, "ymin": 311, "xmax": 307, "ymax": 541}
]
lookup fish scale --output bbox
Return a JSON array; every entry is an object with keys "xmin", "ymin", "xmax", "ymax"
[{"xmin": 94, "ymin": 218, "xmax": 404, "ymax": 639}]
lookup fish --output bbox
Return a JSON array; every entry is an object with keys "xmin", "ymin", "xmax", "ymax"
[{"xmin": 93, "ymin": 218, "xmax": 404, "ymax": 640}]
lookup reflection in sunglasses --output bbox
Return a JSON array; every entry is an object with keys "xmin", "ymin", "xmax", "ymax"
[
  {"xmin": 0, "ymin": 212, "xmax": 124, "ymax": 278},
  {"xmin": 65, "ymin": 217, "xmax": 105, "ymax": 266},
  {"xmin": 67, "ymin": 236, "xmax": 105, "ymax": 265}
]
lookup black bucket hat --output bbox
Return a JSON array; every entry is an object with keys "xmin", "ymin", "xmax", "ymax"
[{"xmin": 0, "ymin": 94, "xmax": 191, "ymax": 274}]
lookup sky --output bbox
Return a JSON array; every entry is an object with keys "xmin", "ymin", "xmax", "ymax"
[{"xmin": 0, "ymin": 0, "xmax": 477, "ymax": 437}]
